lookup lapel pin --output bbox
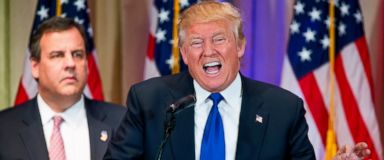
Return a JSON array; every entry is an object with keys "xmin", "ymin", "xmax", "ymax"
[
  {"xmin": 256, "ymin": 114, "xmax": 263, "ymax": 123},
  {"xmin": 100, "ymin": 130, "xmax": 108, "ymax": 142}
]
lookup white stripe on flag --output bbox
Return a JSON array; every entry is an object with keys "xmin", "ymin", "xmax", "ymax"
[
  {"xmin": 340, "ymin": 43, "xmax": 383, "ymax": 159},
  {"xmin": 281, "ymin": 56, "xmax": 324, "ymax": 160},
  {"xmin": 21, "ymin": 50, "xmax": 38, "ymax": 98}
]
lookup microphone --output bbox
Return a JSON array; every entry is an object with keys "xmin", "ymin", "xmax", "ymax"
[
  {"xmin": 157, "ymin": 94, "xmax": 196, "ymax": 160},
  {"xmin": 167, "ymin": 95, "xmax": 196, "ymax": 113}
]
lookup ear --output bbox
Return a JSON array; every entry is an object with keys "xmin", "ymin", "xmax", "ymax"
[
  {"xmin": 237, "ymin": 40, "xmax": 246, "ymax": 58},
  {"xmin": 31, "ymin": 58, "xmax": 40, "ymax": 79},
  {"xmin": 180, "ymin": 45, "xmax": 189, "ymax": 65}
]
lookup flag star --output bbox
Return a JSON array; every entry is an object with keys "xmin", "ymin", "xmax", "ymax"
[
  {"xmin": 340, "ymin": 2, "xmax": 350, "ymax": 16},
  {"xmin": 179, "ymin": 0, "xmax": 190, "ymax": 8},
  {"xmin": 158, "ymin": 8, "xmax": 170, "ymax": 24},
  {"xmin": 60, "ymin": 13, "xmax": 67, "ymax": 18},
  {"xmin": 303, "ymin": 28, "xmax": 316, "ymax": 42},
  {"xmin": 333, "ymin": 0, "xmax": 340, "ymax": 7},
  {"xmin": 169, "ymin": 39, "xmax": 174, "ymax": 45},
  {"xmin": 166, "ymin": 55, "xmax": 176, "ymax": 69},
  {"xmin": 61, "ymin": 0, "xmax": 68, "ymax": 5},
  {"xmin": 294, "ymin": 2, "xmax": 305, "ymax": 15},
  {"xmin": 354, "ymin": 11, "xmax": 362, "ymax": 23},
  {"xmin": 298, "ymin": 47, "xmax": 312, "ymax": 62},
  {"xmin": 74, "ymin": 17, "xmax": 84, "ymax": 25},
  {"xmin": 338, "ymin": 22, "xmax": 346, "ymax": 36},
  {"xmin": 290, "ymin": 20, "xmax": 300, "ymax": 34},
  {"xmin": 88, "ymin": 26, "xmax": 93, "ymax": 37},
  {"xmin": 325, "ymin": 16, "xmax": 330, "ymax": 28},
  {"xmin": 37, "ymin": 6, "xmax": 49, "ymax": 21},
  {"xmin": 309, "ymin": 7, "xmax": 322, "ymax": 22},
  {"xmin": 74, "ymin": 0, "xmax": 86, "ymax": 11},
  {"xmin": 320, "ymin": 35, "xmax": 329, "ymax": 49},
  {"xmin": 155, "ymin": 28, "xmax": 167, "ymax": 43}
]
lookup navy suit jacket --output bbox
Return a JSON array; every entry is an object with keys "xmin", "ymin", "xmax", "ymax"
[
  {"xmin": 0, "ymin": 97, "xmax": 126, "ymax": 160},
  {"xmin": 105, "ymin": 71, "xmax": 315, "ymax": 160}
]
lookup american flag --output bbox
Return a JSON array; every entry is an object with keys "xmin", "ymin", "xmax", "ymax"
[
  {"xmin": 14, "ymin": 0, "xmax": 104, "ymax": 105},
  {"xmin": 144, "ymin": 0, "xmax": 197, "ymax": 79},
  {"xmin": 281, "ymin": 0, "xmax": 382, "ymax": 159}
]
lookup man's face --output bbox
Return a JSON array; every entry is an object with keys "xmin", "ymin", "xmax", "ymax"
[
  {"xmin": 180, "ymin": 20, "xmax": 245, "ymax": 92},
  {"xmin": 31, "ymin": 27, "xmax": 87, "ymax": 99}
]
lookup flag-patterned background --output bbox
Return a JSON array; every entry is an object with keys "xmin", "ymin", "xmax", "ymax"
[
  {"xmin": 1, "ymin": 0, "xmax": 384, "ymax": 159},
  {"xmin": 145, "ymin": 0, "xmax": 197, "ymax": 79},
  {"xmin": 281, "ymin": 0, "xmax": 382, "ymax": 159},
  {"xmin": 13, "ymin": 0, "xmax": 104, "ymax": 105}
]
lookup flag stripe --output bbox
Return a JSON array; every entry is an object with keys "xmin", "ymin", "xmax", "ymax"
[
  {"xmin": 87, "ymin": 51, "xmax": 104, "ymax": 100},
  {"xmin": 147, "ymin": 34, "xmax": 155, "ymax": 60},
  {"xmin": 298, "ymin": 73, "xmax": 328, "ymax": 145},
  {"xmin": 355, "ymin": 37, "xmax": 375, "ymax": 101},
  {"xmin": 14, "ymin": 78, "xmax": 29, "ymax": 105},
  {"xmin": 335, "ymin": 52, "xmax": 379, "ymax": 160}
]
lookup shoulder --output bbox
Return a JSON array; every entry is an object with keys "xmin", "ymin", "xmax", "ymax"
[
  {"xmin": 0, "ymin": 99, "xmax": 35, "ymax": 122},
  {"xmin": 241, "ymin": 76, "xmax": 304, "ymax": 115},
  {"xmin": 241, "ymin": 76, "xmax": 301, "ymax": 101}
]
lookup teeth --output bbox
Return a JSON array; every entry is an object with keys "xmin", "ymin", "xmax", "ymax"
[
  {"xmin": 204, "ymin": 61, "xmax": 220, "ymax": 67},
  {"xmin": 203, "ymin": 61, "xmax": 221, "ymax": 74}
]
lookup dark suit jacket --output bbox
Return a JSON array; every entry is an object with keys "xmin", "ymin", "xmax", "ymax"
[
  {"xmin": 0, "ymin": 97, "xmax": 126, "ymax": 160},
  {"xmin": 105, "ymin": 71, "xmax": 315, "ymax": 160}
]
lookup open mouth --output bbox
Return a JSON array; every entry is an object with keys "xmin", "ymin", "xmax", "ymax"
[{"xmin": 203, "ymin": 61, "xmax": 222, "ymax": 74}]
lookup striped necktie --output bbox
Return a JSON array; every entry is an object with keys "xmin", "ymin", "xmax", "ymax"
[{"xmin": 48, "ymin": 116, "xmax": 66, "ymax": 160}]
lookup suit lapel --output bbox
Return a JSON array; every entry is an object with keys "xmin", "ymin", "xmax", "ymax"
[
  {"xmin": 166, "ymin": 72, "xmax": 196, "ymax": 160},
  {"xmin": 85, "ymin": 98, "xmax": 112, "ymax": 160},
  {"xmin": 19, "ymin": 98, "xmax": 50, "ymax": 160},
  {"xmin": 235, "ymin": 76, "xmax": 269, "ymax": 159}
]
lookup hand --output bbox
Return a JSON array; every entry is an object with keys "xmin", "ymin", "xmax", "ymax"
[{"xmin": 333, "ymin": 142, "xmax": 371, "ymax": 160}]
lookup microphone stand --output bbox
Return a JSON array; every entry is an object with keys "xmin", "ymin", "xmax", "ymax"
[
  {"xmin": 156, "ymin": 95, "xmax": 196, "ymax": 160},
  {"xmin": 156, "ymin": 111, "xmax": 176, "ymax": 160}
]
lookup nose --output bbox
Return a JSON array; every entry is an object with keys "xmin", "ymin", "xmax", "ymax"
[
  {"xmin": 64, "ymin": 53, "xmax": 76, "ymax": 69},
  {"xmin": 203, "ymin": 41, "xmax": 216, "ymax": 57}
]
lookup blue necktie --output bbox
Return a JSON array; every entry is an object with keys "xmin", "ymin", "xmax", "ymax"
[{"xmin": 200, "ymin": 93, "xmax": 225, "ymax": 160}]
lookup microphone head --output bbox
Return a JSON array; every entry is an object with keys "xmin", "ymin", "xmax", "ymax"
[{"xmin": 168, "ymin": 95, "xmax": 196, "ymax": 113}]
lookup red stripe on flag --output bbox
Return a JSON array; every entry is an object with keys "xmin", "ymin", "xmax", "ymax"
[
  {"xmin": 87, "ymin": 53, "xmax": 104, "ymax": 101},
  {"xmin": 335, "ymin": 54, "xmax": 379, "ymax": 160},
  {"xmin": 354, "ymin": 37, "xmax": 375, "ymax": 101},
  {"xmin": 147, "ymin": 34, "xmax": 155, "ymax": 60},
  {"xmin": 298, "ymin": 73, "xmax": 328, "ymax": 146},
  {"xmin": 14, "ymin": 78, "xmax": 30, "ymax": 105}
]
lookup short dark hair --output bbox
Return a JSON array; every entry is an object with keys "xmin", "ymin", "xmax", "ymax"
[{"xmin": 29, "ymin": 16, "xmax": 87, "ymax": 61}]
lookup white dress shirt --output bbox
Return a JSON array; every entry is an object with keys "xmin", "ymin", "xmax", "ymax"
[
  {"xmin": 194, "ymin": 73, "xmax": 242, "ymax": 160},
  {"xmin": 38, "ymin": 94, "xmax": 90, "ymax": 160}
]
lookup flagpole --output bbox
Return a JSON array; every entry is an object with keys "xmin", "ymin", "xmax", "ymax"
[
  {"xmin": 325, "ymin": 0, "xmax": 337, "ymax": 159},
  {"xmin": 171, "ymin": 0, "xmax": 180, "ymax": 74},
  {"xmin": 56, "ymin": 0, "xmax": 61, "ymax": 16}
]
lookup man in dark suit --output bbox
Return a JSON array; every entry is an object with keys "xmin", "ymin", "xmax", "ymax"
[
  {"xmin": 0, "ymin": 17, "xmax": 126, "ymax": 160},
  {"xmin": 105, "ymin": 1, "xmax": 370, "ymax": 160}
]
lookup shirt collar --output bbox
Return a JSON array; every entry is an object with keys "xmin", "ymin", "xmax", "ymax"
[
  {"xmin": 38, "ymin": 94, "xmax": 86, "ymax": 127},
  {"xmin": 193, "ymin": 73, "xmax": 242, "ymax": 108}
]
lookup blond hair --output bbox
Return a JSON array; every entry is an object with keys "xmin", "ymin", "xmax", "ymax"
[{"xmin": 178, "ymin": 1, "xmax": 245, "ymax": 46}]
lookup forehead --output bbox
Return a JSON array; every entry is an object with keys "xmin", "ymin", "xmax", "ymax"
[
  {"xmin": 186, "ymin": 20, "xmax": 232, "ymax": 38},
  {"xmin": 40, "ymin": 28, "xmax": 85, "ymax": 47}
]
